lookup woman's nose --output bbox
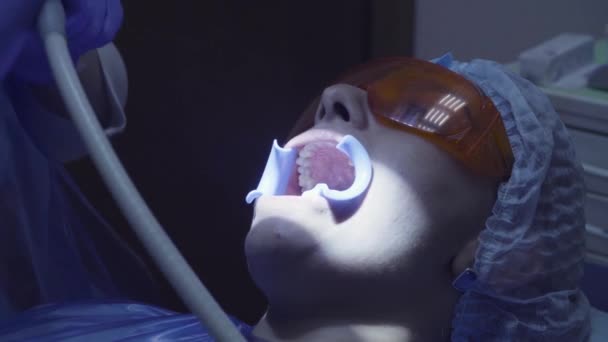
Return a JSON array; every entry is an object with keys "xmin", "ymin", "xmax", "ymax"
[{"xmin": 316, "ymin": 84, "xmax": 369, "ymax": 129}]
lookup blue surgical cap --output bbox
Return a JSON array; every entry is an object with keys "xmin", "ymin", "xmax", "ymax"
[{"xmin": 435, "ymin": 54, "xmax": 591, "ymax": 341}]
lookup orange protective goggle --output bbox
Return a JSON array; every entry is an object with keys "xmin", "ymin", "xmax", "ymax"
[{"xmin": 291, "ymin": 57, "xmax": 514, "ymax": 179}]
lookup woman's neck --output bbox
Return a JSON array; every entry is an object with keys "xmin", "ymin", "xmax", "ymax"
[
  {"xmin": 253, "ymin": 319, "xmax": 450, "ymax": 342},
  {"xmin": 252, "ymin": 302, "xmax": 455, "ymax": 342}
]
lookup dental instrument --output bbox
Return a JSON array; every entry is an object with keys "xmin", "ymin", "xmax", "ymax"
[{"xmin": 37, "ymin": 1, "xmax": 245, "ymax": 341}]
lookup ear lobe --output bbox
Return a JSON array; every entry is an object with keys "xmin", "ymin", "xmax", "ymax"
[{"xmin": 451, "ymin": 238, "xmax": 479, "ymax": 276}]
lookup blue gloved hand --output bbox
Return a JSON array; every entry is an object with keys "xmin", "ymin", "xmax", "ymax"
[
  {"xmin": 9, "ymin": 0, "xmax": 124, "ymax": 84},
  {"xmin": 0, "ymin": 1, "xmax": 46, "ymax": 80}
]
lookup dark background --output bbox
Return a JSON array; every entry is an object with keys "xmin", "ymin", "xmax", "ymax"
[{"xmin": 67, "ymin": 0, "xmax": 415, "ymax": 324}]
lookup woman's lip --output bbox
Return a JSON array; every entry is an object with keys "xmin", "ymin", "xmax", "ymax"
[{"xmin": 285, "ymin": 128, "xmax": 345, "ymax": 149}]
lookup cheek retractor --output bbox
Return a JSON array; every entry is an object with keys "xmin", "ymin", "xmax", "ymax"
[
  {"xmin": 245, "ymin": 140, "xmax": 297, "ymax": 204},
  {"xmin": 246, "ymin": 135, "xmax": 373, "ymax": 205}
]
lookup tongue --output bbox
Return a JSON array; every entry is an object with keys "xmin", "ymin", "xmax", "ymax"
[{"xmin": 307, "ymin": 144, "xmax": 355, "ymax": 191}]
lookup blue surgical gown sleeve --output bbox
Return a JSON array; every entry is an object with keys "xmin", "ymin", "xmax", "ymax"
[
  {"xmin": 0, "ymin": 300, "xmax": 256, "ymax": 342},
  {"xmin": 0, "ymin": 51, "xmax": 157, "ymax": 321}
]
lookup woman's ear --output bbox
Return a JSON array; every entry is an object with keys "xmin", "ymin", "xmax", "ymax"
[{"xmin": 451, "ymin": 238, "xmax": 479, "ymax": 276}]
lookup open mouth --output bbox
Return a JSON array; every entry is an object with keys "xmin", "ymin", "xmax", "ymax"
[
  {"xmin": 246, "ymin": 129, "xmax": 373, "ymax": 205},
  {"xmin": 285, "ymin": 139, "xmax": 356, "ymax": 196}
]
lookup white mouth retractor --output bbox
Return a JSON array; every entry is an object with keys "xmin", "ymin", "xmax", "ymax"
[{"xmin": 246, "ymin": 135, "xmax": 372, "ymax": 205}]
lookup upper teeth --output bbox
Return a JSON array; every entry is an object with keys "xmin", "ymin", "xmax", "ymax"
[
  {"xmin": 299, "ymin": 142, "xmax": 321, "ymax": 157},
  {"xmin": 295, "ymin": 141, "xmax": 338, "ymax": 191}
]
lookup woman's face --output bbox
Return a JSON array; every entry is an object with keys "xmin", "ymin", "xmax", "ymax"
[{"xmin": 245, "ymin": 84, "xmax": 497, "ymax": 315}]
